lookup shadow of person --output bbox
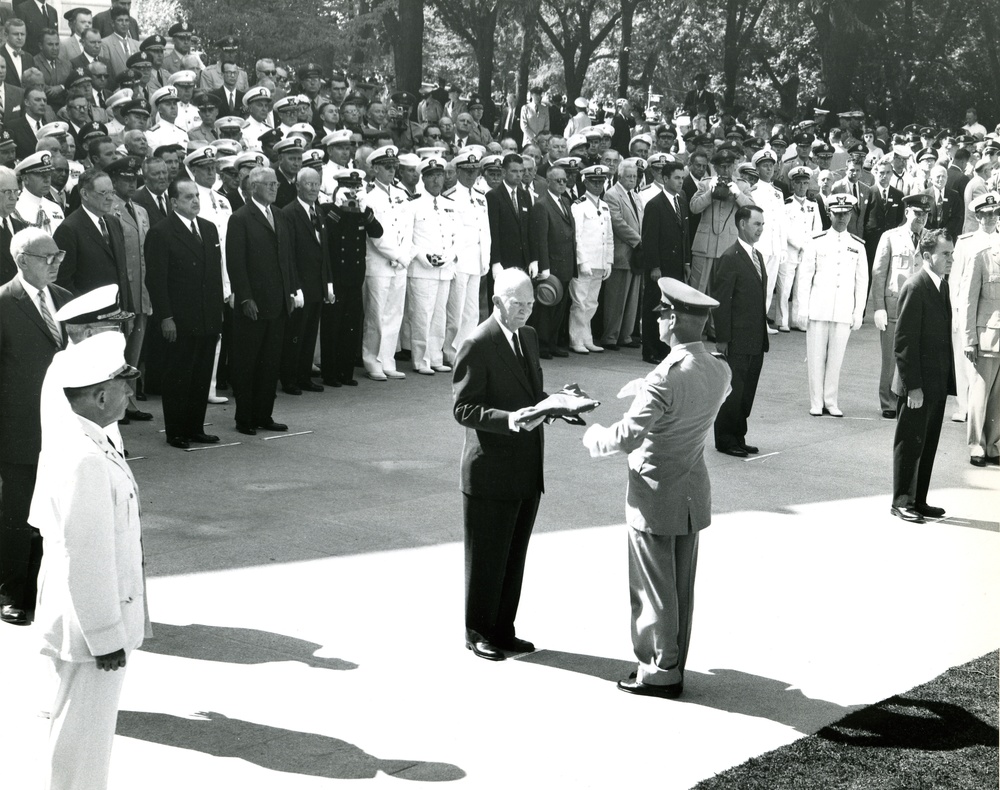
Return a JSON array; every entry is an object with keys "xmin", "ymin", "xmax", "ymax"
[
  {"xmin": 818, "ymin": 697, "xmax": 999, "ymax": 749},
  {"xmin": 117, "ymin": 711, "xmax": 466, "ymax": 781},
  {"xmin": 140, "ymin": 623, "xmax": 358, "ymax": 670},
  {"xmin": 518, "ymin": 651, "xmax": 858, "ymax": 734}
]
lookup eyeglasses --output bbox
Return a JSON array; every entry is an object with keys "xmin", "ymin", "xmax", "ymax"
[
  {"xmin": 260, "ymin": 69, "xmax": 276, "ymax": 76},
  {"xmin": 90, "ymin": 189, "xmax": 115, "ymax": 198},
  {"xmin": 0, "ymin": 188, "xmax": 21, "ymax": 197},
  {"xmin": 549, "ymin": 177, "xmax": 567, "ymax": 184},
  {"xmin": 23, "ymin": 250, "xmax": 66, "ymax": 266}
]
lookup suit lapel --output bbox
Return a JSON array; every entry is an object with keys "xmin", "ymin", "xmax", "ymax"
[
  {"xmin": 489, "ymin": 320, "xmax": 533, "ymax": 397},
  {"xmin": 12, "ymin": 279, "xmax": 60, "ymax": 347},
  {"xmin": 171, "ymin": 213, "xmax": 205, "ymax": 258},
  {"xmin": 80, "ymin": 211, "xmax": 113, "ymax": 254},
  {"xmin": 251, "ymin": 203, "xmax": 275, "ymax": 234},
  {"xmin": 294, "ymin": 201, "xmax": 321, "ymax": 248}
]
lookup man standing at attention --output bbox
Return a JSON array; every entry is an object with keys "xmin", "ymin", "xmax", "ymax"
[
  {"xmin": 453, "ymin": 268, "xmax": 545, "ymax": 662},
  {"xmin": 583, "ymin": 278, "xmax": 731, "ymax": 699}
]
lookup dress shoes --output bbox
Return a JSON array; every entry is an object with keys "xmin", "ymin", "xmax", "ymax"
[
  {"xmin": 718, "ymin": 446, "xmax": 749, "ymax": 458},
  {"xmin": 584, "ymin": 343, "xmax": 604, "ymax": 353},
  {"xmin": 603, "ymin": 344, "xmax": 619, "ymax": 351},
  {"xmin": 643, "ymin": 355, "xmax": 664, "ymax": 365},
  {"xmin": 415, "ymin": 367, "xmax": 435, "ymax": 375},
  {"xmin": 826, "ymin": 406, "xmax": 844, "ymax": 417},
  {"xmin": 236, "ymin": 424, "xmax": 257, "ymax": 436},
  {"xmin": 493, "ymin": 636, "xmax": 535, "ymax": 653},
  {"xmin": 299, "ymin": 381, "xmax": 324, "ymax": 392},
  {"xmin": 809, "ymin": 408, "xmax": 823, "ymax": 417},
  {"xmin": 625, "ymin": 340, "xmax": 641, "ymax": 349},
  {"xmin": 257, "ymin": 420, "xmax": 287, "ymax": 432},
  {"xmin": 766, "ymin": 326, "xmax": 778, "ymax": 335},
  {"xmin": 539, "ymin": 351, "xmax": 553, "ymax": 360},
  {"xmin": 325, "ymin": 379, "xmax": 343, "ymax": 388},
  {"xmin": 890, "ymin": 505, "xmax": 924, "ymax": 523},
  {"xmin": 914, "ymin": 503, "xmax": 945, "ymax": 518},
  {"xmin": 882, "ymin": 409, "xmax": 897, "ymax": 419},
  {"xmin": 366, "ymin": 371, "xmax": 388, "ymax": 382},
  {"xmin": 616, "ymin": 678, "xmax": 683, "ymax": 699},
  {"xmin": 282, "ymin": 385, "xmax": 303, "ymax": 395},
  {"xmin": 208, "ymin": 395, "xmax": 229, "ymax": 404},
  {"xmin": 125, "ymin": 408, "xmax": 153, "ymax": 421},
  {"xmin": 740, "ymin": 444, "xmax": 758, "ymax": 454},
  {"xmin": 432, "ymin": 364, "xmax": 453, "ymax": 373},
  {"xmin": 570, "ymin": 346, "xmax": 590, "ymax": 354},
  {"xmin": 777, "ymin": 326, "xmax": 790, "ymax": 333},
  {"xmin": 0, "ymin": 605, "xmax": 29, "ymax": 626},
  {"xmin": 950, "ymin": 412, "xmax": 966, "ymax": 423},
  {"xmin": 551, "ymin": 348, "xmax": 569, "ymax": 358},
  {"xmin": 189, "ymin": 433, "xmax": 220, "ymax": 444},
  {"xmin": 970, "ymin": 456, "xmax": 988, "ymax": 467},
  {"xmin": 167, "ymin": 437, "xmax": 190, "ymax": 449},
  {"xmin": 341, "ymin": 379, "xmax": 358, "ymax": 387},
  {"xmin": 466, "ymin": 639, "xmax": 505, "ymax": 661},
  {"xmin": 384, "ymin": 370, "xmax": 406, "ymax": 379}
]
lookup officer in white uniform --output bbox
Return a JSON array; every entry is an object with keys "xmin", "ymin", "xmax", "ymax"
[
  {"xmin": 798, "ymin": 194, "xmax": 868, "ymax": 416},
  {"xmin": 14, "ymin": 152, "xmax": 65, "ymax": 233},
  {"xmin": 569, "ymin": 164, "xmax": 614, "ymax": 353},
  {"xmin": 320, "ymin": 129, "xmax": 354, "ymax": 201},
  {"xmin": 145, "ymin": 85, "xmax": 189, "ymax": 152},
  {"xmin": 444, "ymin": 149, "xmax": 491, "ymax": 365},
  {"xmin": 777, "ymin": 165, "xmax": 822, "ymax": 331},
  {"xmin": 750, "ymin": 148, "xmax": 787, "ymax": 318},
  {"xmin": 240, "ymin": 86, "xmax": 274, "ymax": 153},
  {"xmin": 167, "ymin": 70, "xmax": 202, "ymax": 132},
  {"xmin": 406, "ymin": 156, "xmax": 457, "ymax": 374},
  {"xmin": 363, "ymin": 145, "xmax": 414, "ymax": 381}
]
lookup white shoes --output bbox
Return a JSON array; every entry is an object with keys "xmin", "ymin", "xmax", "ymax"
[
  {"xmin": 208, "ymin": 395, "xmax": 228, "ymax": 404},
  {"xmin": 584, "ymin": 343, "xmax": 604, "ymax": 353},
  {"xmin": 384, "ymin": 370, "xmax": 406, "ymax": 379}
]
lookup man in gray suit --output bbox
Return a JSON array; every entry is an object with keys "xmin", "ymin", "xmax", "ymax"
[
  {"xmin": 600, "ymin": 157, "xmax": 643, "ymax": 349},
  {"xmin": 528, "ymin": 166, "xmax": 575, "ymax": 358}
]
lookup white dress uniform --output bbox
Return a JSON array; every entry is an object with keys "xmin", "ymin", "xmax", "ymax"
[
  {"xmin": 798, "ymin": 228, "xmax": 868, "ymax": 414},
  {"xmin": 778, "ymin": 194, "xmax": 821, "ymax": 330},
  {"xmin": 176, "ymin": 101, "xmax": 202, "ymax": 132},
  {"xmin": 407, "ymin": 193, "xmax": 457, "ymax": 372},
  {"xmin": 145, "ymin": 118, "xmax": 189, "ymax": 151},
  {"xmin": 15, "ymin": 189, "xmax": 65, "ymax": 233},
  {"xmin": 751, "ymin": 179, "xmax": 787, "ymax": 313},
  {"xmin": 197, "ymin": 184, "xmax": 233, "ymax": 400},
  {"xmin": 638, "ymin": 181, "xmax": 662, "ymax": 208},
  {"xmin": 569, "ymin": 193, "xmax": 614, "ymax": 350},
  {"xmin": 962, "ymin": 242, "xmax": 1000, "ymax": 460},
  {"xmin": 241, "ymin": 117, "xmax": 272, "ymax": 152},
  {"xmin": 444, "ymin": 184, "xmax": 490, "ymax": 364},
  {"xmin": 363, "ymin": 181, "xmax": 414, "ymax": 378}
]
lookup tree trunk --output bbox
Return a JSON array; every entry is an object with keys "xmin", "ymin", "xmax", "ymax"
[
  {"xmin": 393, "ymin": 0, "xmax": 423, "ymax": 95},
  {"xmin": 516, "ymin": 1, "xmax": 540, "ymax": 106},
  {"xmin": 721, "ymin": 0, "xmax": 740, "ymax": 109},
  {"xmin": 617, "ymin": 0, "xmax": 635, "ymax": 98},
  {"xmin": 473, "ymin": 9, "xmax": 498, "ymax": 105}
]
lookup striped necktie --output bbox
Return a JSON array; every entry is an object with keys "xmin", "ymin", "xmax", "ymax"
[{"xmin": 36, "ymin": 289, "xmax": 61, "ymax": 346}]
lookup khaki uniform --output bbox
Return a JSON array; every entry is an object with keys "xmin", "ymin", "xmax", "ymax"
[{"xmin": 962, "ymin": 243, "xmax": 1000, "ymax": 459}]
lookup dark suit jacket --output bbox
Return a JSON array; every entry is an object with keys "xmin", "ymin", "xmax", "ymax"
[
  {"xmin": 210, "ymin": 85, "xmax": 246, "ymax": 117},
  {"xmin": 92, "ymin": 9, "xmax": 139, "ymax": 40},
  {"xmin": 70, "ymin": 52, "xmax": 99, "ymax": 72},
  {"xmin": 865, "ymin": 185, "xmax": 905, "ymax": 239},
  {"xmin": 132, "ymin": 186, "xmax": 170, "ymax": 227},
  {"xmin": 53, "ymin": 209, "xmax": 130, "ymax": 304},
  {"xmin": 610, "ymin": 112, "xmax": 631, "ymax": 156},
  {"xmin": 892, "ymin": 268, "xmax": 957, "ymax": 403},
  {"xmin": 0, "ymin": 82, "xmax": 23, "ymax": 126},
  {"xmin": 831, "ymin": 179, "xmax": 872, "ymax": 238},
  {"xmin": 226, "ymin": 201, "xmax": 299, "ymax": 320},
  {"xmin": 8, "ymin": 114, "xmax": 40, "ymax": 160},
  {"xmin": 946, "ymin": 163, "xmax": 969, "ymax": 198},
  {"xmin": 274, "ymin": 166, "xmax": 297, "ymax": 209},
  {"xmin": 453, "ymin": 315, "xmax": 544, "ymax": 500},
  {"xmin": 145, "ymin": 214, "xmax": 223, "ymax": 336},
  {"xmin": 13, "ymin": 0, "xmax": 57, "ymax": 56},
  {"xmin": 528, "ymin": 190, "xmax": 576, "ymax": 282},
  {"xmin": 682, "ymin": 173, "xmax": 702, "ymax": 236},
  {"xmin": 486, "ymin": 183, "xmax": 532, "ymax": 269},
  {"xmin": 0, "ymin": 277, "xmax": 71, "ymax": 464},
  {"xmin": 641, "ymin": 190, "xmax": 689, "ymax": 280},
  {"xmin": 0, "ymin": 214, "xmax": 29, "ymax": 283},
  {"xmin": 711, "ymin": 242, "xmax": 769, "ymax": 357},
  {"xmin": 1, "ymin": 46, "xmax": 27, "ymax": 87},
  {"xmin": 922, "ymin": 187, "xmax": 963, "ymax": 240},
  {"xmin": 280, "ymin": 199, "xmax": 332, "ymax": 304}
]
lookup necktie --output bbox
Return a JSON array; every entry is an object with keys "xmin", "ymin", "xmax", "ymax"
[
  {"xmin": 99, "ymin": 216, "xmax": 110, "ymax": 244},
  {"xmin": 940, "ymin": 278, "xmax": 950, "ymax": 309},
  {"xmin": 125, "ymin": 201, "xmax": 136, "ymax": 222},
  {"xmin": 48, "ymin": 60, "xmax": 55, "ymax": 71},
  {"xmin": 912, "ymin": 233, "xmax": 919, "ymax": 249},
  {"xmin": 627, "ymin": 190, "xmax": 639, "ymax": 218},
  {"xmin": 190, "ymin": 219, "xmax": 201, "ymax": 242},
  {"xmin": 157, "ymin": 194, "xmax": 167, "ymax": 216},
  {"xmin": 36, "ymin": 289, "xmax": 61, "ymax": 347},
  {"xmin": 512, "ymin": 332, "xmax": 530, "ymax": 380},
  {"xmin": 752, "ymin": 248, "xmax": 763, "ymax": 279},
  {"xmin": 265, "ymin": 206, "xmax": 275, "ymax": 230},
  {"xmin": 511, "ymin": 188, "xmax": 518, "ymax": 213},
  {"xmin": 310, "ymin": 206, "xmax": 322, "ymax": 240}
]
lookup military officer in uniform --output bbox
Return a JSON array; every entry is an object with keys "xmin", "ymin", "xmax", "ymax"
[
  {"xmin": 750, "ymin": 148, "xmax": 787, "ymax": 319},
  {"xmin": 568, "ymin": 164, "xmax": 614, "ymax": 353},
  {"xmin": 798, "ymin": 194, "xmax": 868, "ymax": 416},
  {"xmin": 776, "ymin": 166, "xmax": 822, "ymax": 332},
  {"xmin": 240, "ymin": 86, "xmax": 274, "ymax": 152},
  {"xmin": 145, "ymin": 85, "xmax": 188, "ymax": 152},
  {"xmin": 583, "ymin": 278, "xmax": 731, "ymax": 699},
  {"xmin": 162, "ymin": 21, "xmax": 194, "ymax": 74},
  {"xmin": 13, "ymin": 152, "xmax": 66, "ymax": 234},
  {"xmin": 870, "ymin": 194, "xmax": 931, "ymax": 418},
  {"xmin": 363, "ymin": 145, "xmax": 414, "ymax": 381}
]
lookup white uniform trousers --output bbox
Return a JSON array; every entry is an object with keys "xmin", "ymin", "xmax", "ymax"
[
  {"xmin": 774, "ymin": 258, "xmax": 806, "ymax": 330},
  {"xmin": 762, "ymin": 252, "xmax": 781, "ymax": 314},
  {"xmin": 629, "ymin": 529, "xmax": 699, "ymax": 687},
  {"xmin": 406, "ymin": 278, "xmax": 449, "ymax": 370},
  {"xmin": 806, "ymin": 320, "xmax": 852, "ymax": 411},
  {"xmin": 568, "ymin": 273, "xmax": 604, "ymax": 348},
  {"xmin": 968, "ymin": 355, "xmax": 1000, "ymax": 458},
  {"xmin": 362, "ymin": 274, "xmax": 407, "ymax": 376},
  {"xmin": 599, "ymin": 268, "xmax": 641, "ymax": 346},
  {"xmin": 44, "ymin": 656, "xmax": 128, "ymax": 790},
  {"xmin": 444, "ymin": 272, "xmax": 481, "ymax": 365},
  {"xmin": 951, "ymin": 313, "xmax": 975, "ymax": 419}
]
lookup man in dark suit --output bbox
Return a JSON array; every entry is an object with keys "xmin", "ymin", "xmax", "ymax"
[
  {"xmin": 92, "ymin": 0, "xmax": 139, "ymax": 40},
  {"xmin": 209, "ymin": 83, "xmax": 245, "ymax": 119},
  {"xmin": 272, "ymin": 137, "xmax": 302, "ymax": 209},
  {"xmin": 923, "ymin": 165, "xmax": 964, "ymax": 241},
  {"xmin": 528, "ymin": 166, "xmax": 575, "ymax": 359},
  {"xmin": 682, "ymin": 73, "xmax": 716, "ymax": 118},
  {"xmin": 33, "ymin": 28, "xmax": 72, "ymax": 109},
  {"xmin": 13, "ymin": 0, "xmax": 56, "ymax": 56},
  {"xmin": 682, "ymin": 152, "xmax": 709, "ymax": 238},
  {"xmin": 453, "ymin": 267, "xmax": 545, "ymax": 661},
  {"xmin": 486, "ymin": 153, "xmax": 535, "ymax": 282},
  {"xmin": 831, "ymin": 160, "xmax": 873, "ymax": 238},
  {"xmin": 0, "ymin": 165, "xmax": 29, "ymax": 283},
  {"xmin": 145, "ymin": 178, "xmax": 223, "ymax": 449},
  {"xmin": 226, "ymin": 166, "xmax": 301, "ymax": 435},
  {"xmin": 279, "ymin": 167, "xmax": 331, "ymax": 394},
  {"xmin": 641, "ymin": 160, "xmax": 690, "ymax": 363},
  {"xmin": 610, "ymin": 98, "xmax": 632, "ymax": 157},
  {"xmin": 0, "ymin": 227, "xmax": 70, "ymax": 625},
  {"xmin": 132, "ymin": 155, "xmax": 171, "ymax": 225},
  {"xmin": 1, "ymin": 17, "xmax": 29, "ymax": 86},
  {"xmin": 711, "ymin": 205, "xmax": 769, "ymax": 457},
  {"xmin": 865, "ymin": 157, "xmax": 905, "ymax": 270},
  {"xmin": 8, "ymin": 86, "xmax": 49, "ymax": 159},
  {"xmin": 889, "ymin": 229, "xmax": 957, "ymax": 523}
]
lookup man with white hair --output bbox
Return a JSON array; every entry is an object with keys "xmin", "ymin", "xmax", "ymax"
[{"xmin": 923, "ymin": 164, "xmax": 963, "ymax": 240}]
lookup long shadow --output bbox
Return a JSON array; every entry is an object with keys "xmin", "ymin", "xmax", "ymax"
[
  {"xmin": 140, "ymin": 623, "xmax": 358, "ymax": 671},
  {"xmin": 116, "ymin": 710, "xmax": 465, "ymax": 781},
  {"xmin": 518, "ymin": 649, "xmax": 858, "ymax": 734}
]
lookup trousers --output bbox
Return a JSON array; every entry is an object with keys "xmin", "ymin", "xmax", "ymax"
[
  {"xmin": 362, "ymin": 274, "xmax": 406, "ymax": 376},
  {"xmin": 806, "ymin": 320, "xmax": 852, "ymax": 411},
  {"xmin": 569, "ymin": 272, "xmax": 604, "ymax": 348},
  {"xmin": 444, "ymin": 272, "xmax": 482, "ymax": 364}
]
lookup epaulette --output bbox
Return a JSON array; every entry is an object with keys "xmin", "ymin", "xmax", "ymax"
[
  {"xmin": 406, "ymin": 192, "xmax": 421, "ymax": 201},
  {"xmin": 850, "ymin": 232, "xmax": 864, "ymax": 244},
  {"xmin": 574, "ymin": 197, "xmax": 585, "ymax": 204},
  {"xmin": 638, "ymin": 183, "xmax": 654, "ymax": 191},
  {"xmin": 365, "ymin": 183, "xmax": 375, "ymax": 193},
  {"xmin": 472, "ymin": 186, "xmax": 486, "ymax": 196},
  {"xmin": 957, "ymin": 231, "xmax": 976, "ymax": 240},
  {"xmin": 813, "ymin": 231, "xmax": 827, "ymax": 239},
  {"xmin": 442, "ymin": 186, "xmax": 456, "ymax": 197},
  {"xmin": 148, "ymin": 122, "xmax": 161, "ymax": 131}
]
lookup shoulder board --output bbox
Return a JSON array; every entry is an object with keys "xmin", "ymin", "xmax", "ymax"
[
  {"xmin": 638, "ymin": 184, "xmax": 654, "ymax": 191},
  {"xmin": 784, "ymin": 196, "xmax": 794, "ymax": 203},
  {"xmin": 472, "ymin": 186, "xmax": 485, "ymax": 196},
  {"xmin": 365, "ymin": 183, "xmax": 375, "ymax": 193},
  {"xmin": 850, "ymin": 232, "xmax": 864, "ymax": 244},
  {"xmin": 813, "ymin": 231, "xmax": 827, "ymax": 239},
  {"xmin": 407, "ymin": 193, "xmax": 421, "ymax": 201},
  {"xmin": 442, "ymin": 186, "xmax": 456, "ymax": 197},
  {"xmin": 957, "ymin": 232, "xmax": 976, "ymax": 240},
  {"xmin": 439, "ymin": 194, "xmax": 454, "ymax": 202},
  {"xmin": 148, "ymin": 122, "xmax": 161, "ymax": 131}
]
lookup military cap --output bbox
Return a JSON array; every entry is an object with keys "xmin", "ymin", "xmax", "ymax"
[
  {"xmin": 125, "ymin": 51, "xmax": 153, "ymax": 69},
  {"xmin": 983, "ymin": 140, "xmax": 1000, "ymax": 155},
  {"xmin": 827, "ymin": 193, "xmax": 858, "ymax": 213},
  {"xmin": 106, "ymin": 88, "xmax": 133, "ymax": 110},
  {"xmin": 528, "ymin": 85, "xmax": 543, "ymax": 95},
  {"xmin": 167, "ymin": 70, "xmax": 197, "ymax": 87},
  {"xmin": 285, "ymin": 122, "xmax": 316, "ymax": 141},
  {"xmin": 918, "ymin": 126, "xmax": 935, "ymax": 138},
  {"xmin": 846, "ymin": 142, "xmax": 867, "ymax": 156},
  {"xmin": 769, "ymin": 133, "xmax": 790, "ymax": 148},
  {"xmin": 725, "ymin": 125, "xmax": 746, "ymax": 140},
  {"xmin": 322, "ymin": 129, "xmax": 353, "ymax": 147},
  {"xmin": 710, "ymin": 149, "xmax": 738, "ymax": 166},
  {"xmin": 242, "ymin": 86, "xmax": 271, "ymax": 108},
  {"xmin": 792, "ymin": 131, "xmax": 813, "ymax": 146},
  {"xmin": 573, "ymin": 97, "xmax": 588, "ymax": 110},
  {"xmin": 333, "ymin": 167, "xmax": 365, "ymax": 186},
  {"xmin": 624, "ymin": 156, "xmax": 647, "ymax": 173},
  {"xmin": 694, "ymin": 134, "xmax": 714, "ymax": 148},
  {"xmin": 891, "ymin": 144, "xmax": 912, "ymax": 158},
  {"xmin": 0, "ymin": 131, "xmax": 14, "ymax": 149},
  {"xmin": 452, "ymin": 150, "xmax": 481, "ymax": 168},
  {"xmin": 54, "ymin": 285, "xmax": 133, "ymax": 326},
  {"xmin": 37, "ymin": 122, "xmax": 70, "ymax": 139},
  {"xmin": 273, "ymin": 95, "xmax": 302, "ymax": 114},
  {"xmin": 955, "ymin": 134, "xmax": 976, "ymax": 145},
  {"xmin": 216, "ymin": 36, "xmax": 239, "ymax": 51},
  {"xmin": 467, "ymin": 94, "xmax": 484, "ymax": 110},
  {"xmin": 341, "ymin": 92, "xmax": 368, "ymax": 109},
  {"xmin": 367, "ymin": 145, "xmax": 399, "ymax": 167},
  {"xmin": 813, "ymin": 107, "xmax": 830, "ymax": 116},
  {"xmin": 797, "ymin": 119, "xmax": 817, "ymax": 131},
  {"xmin": 78, "ymin": 122, "xmax": 109, "ymax": 143},
  {"xmin": 140, "ymin": 34, "xmax": 166, "ymax": 52},
  {"xmin": 751, "ymin": 149, "xmax": 777, "ymax": 166},
  {"xmin": 184, "ymin": 139, "xmax": 209, "ymax": 154},
  {"xmin": 150, "ymin": 85, "xmax": 179, "ymax": 107},
  {"xmin": 838, "ymin": 109, "xmax": 865, "ymax": 120},
  {"xmin": 480, "ymin": 154, "xmax": 504, "ymax": 171},
  {"xmin": 971, "ymin": 192, "xmax": 1000, "ymax": 213},
  {"xmin": 745, "ymin": 136, "xmax": 765, "ymax": 150},
  {"xmin": 212, "ymin": 139, "xmax": 243, "ymax": 156},
  {"xmin": 397, "ymin": 153, "xmax": 421, "ymax": 169},
  {"xmin": 301, "ymin": 149, "xmax": 325, "ymax": 168},
  {"xmin": 214, "ymin": 115, "xmax": 244, "ymax": 132},
  {"xmin": 787, "ymin": 165, "xmax": 813, "ymax": 181},
  {"xmin": 582, "ymin": 126, "xmax": 603, "ymax": 140},
  {"xmin": 813, "ymin": 142, "xmax": 835, "ymax": 157},
  {"xmin": 121, "ymin": 98, "xmax": 151, "ymax": 117},
  {"xmin": 15, "ymin": 151, "xmax": 55, "ymax": 176},
  {"xmin": 389, "ymin": 91, "xmax": 416, "ymax": 107},
  {"xmin": 628, "ymin": 133, "xmax": 653, "ymax": 149},
  {"xmin": 296, "ymin": 63, "xmax": 323, "ymax": 81},
  {"xmin": 581, "ymin": 164, "xmax": 610, "ymax": 180},
  {"xmin": 534, "ymin": 274, "xmax": 564, "ymax": 307},
  {"xmin": 682, "ymin": 129, "xmax": 698, "ymax": 142},
  {"xmin": 63, "ymin": 8, "xmax": 91, "ymax": 23},
  {"xmin": 902, "ymin": 194, "xmax": 932, "ymax": 211},
  {"xmin": 194, "ymin": 92, "xmax": 222, "ymax": 111},
  {"xmin": 273, "ymin": 137, "xmax": 305, "ymax": 155},
  {"xmin": 736, "ymin": 162, "xmax": 757, "ymax": 179},
  {"xmin": 653, "ymin": 277, "xmax": 718, "ymax": 316},
  {"xmin": 234, "ymin": 151, "xmax": 267, "ymax": 169},
  {"xmin": 63, "ymin": 68, "xmax": 91, "ymax": 91},
  {"xmin": 184, "ymin": 145, "xmax": 217, "ymax": 169},
  {"xmin": 456, "ymin": 144, "xmax": 487, "ymax": 158},
  {"xmin": 168, "ymin": 21, "xmax": 194, "ymax": 37},
  {"xmin": 53, "ymin": 331, "xmax": 141, "ymax": 389},
  {"xmin": 914, "ymin": 146, "xmax": 937, "ymax": 163},
  {"xmin": 217, "ymin": 155, "xmax": 238, "ymax": 173},
  {"xmin": 419, "ymin": 156, "xmax": 446, "ymax": 175},
  {"xmin": 116, "ymin": 69, "xmax": 140, "ymax": 87},
  {"xmin": 716, "ymin": 141, "xmax": 741, "ymax": 156},
  {"xmin": 104, "ymin": 156, "xmax": 140, "ymax": 179},
  {"xmin": 418, "ymin": 81, "xmax": 436, "ymax": 94},
  {"xmin": 553, "ymin": 156, "xmax": 582, "ymax": 170},
  {"xmin": 645, "ymin": 152, "xmax": 673, "ymax": 169},
  {"xmin": 258, "ymin": 128, "xmax": 283, "ymax": 149},
  {"xmin": 936, "ymin": 128, "xmax": 955, "ymax": 141},
  {"xmin": 566, "ymin": 134, "xmax": 588, "ymax": 151}
]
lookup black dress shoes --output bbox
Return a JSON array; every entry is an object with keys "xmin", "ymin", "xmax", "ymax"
[
  {"xmin": 890, "ymin": 505, "xmax": 924, "ymax": 523},
  {"xmin": 125, "ymin": 408, "xmax": 153, "ymax": 421},
  {"xmin": 466, "ymin": 639, "xmax": 505, "ymax": 661},
  {"xmin": 718, "ymin": 446, "xmax": 749, "ymax": 458},
  {"xmin": 551, "ymin": 348, "xmax": 569, "ymax": 358},
  {"xmin": 603, "ymin": 344, "xmax": 619, "ymax": 351},
  {"xmin": 236, "ymin": 424, "xmax": 257, "ymax": 436},
  {"xmin": 257, "ymin": 420, "xmax": 287, "ymax": 432},
  {"xmin": 970, "ymin": 456, "xmax": 988, "ymax": 467},
  {"xmin": 299, "ymin": 381, "xmax": 324, "ymax": 392},
  {"xmin": 342, "ymin": 378, "xmax": 358, "ymax": 387},
  {"xmin": 189, "ymin": 433, "xmax": 220, "ymax": 444},
  {"xmin": 882, "ymin": 409, "xmax": 897, "ymax": 419},
  {"xmin": 616, "ymin": 678, "xmax": 683, "ymax": 699},
  {"xmin": 494, "ymin": 636, "xmax": 535, "ymax": 653},
  {"xmin": 643, "ymin": 355, "xmax": 664, "ymax": 365},
  {"xmin": 282, "ymin": 385, "xmax": 303, "ymax": 396},
  {"xmin": 0, "ymin": 605, "xmax": 29, "ymax": 625},
  {"xmin": 914, "ymin": 503, "xmax": 945, "ymax": 518},
  {"xmin": 539, "ymin": 351, "xmax": 553, "ymax": 360},
  {"xmin": 741, "ymin": 444, "xmax": 759, "ymax": 454},
  {"xmin": 167, "ymin": 437, "xmax": 190, "ymax": 449}
]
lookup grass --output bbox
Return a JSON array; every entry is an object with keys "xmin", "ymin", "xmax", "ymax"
[{"xmin": 694, "ymin": 651, "xmax": 999, "ymax": 790}]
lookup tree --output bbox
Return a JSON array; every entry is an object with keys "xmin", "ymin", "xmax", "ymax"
[
  {"xmin": 720, "ymin": 0, "xmax": 769, "ymax": 109},
  {"xmin": 381, "ymin": 0, "xmax": 425, "ymax": 95},
  {"xmin": 616, "ymin": 0, "xmax": 643, "ymax": 98},
  {"xmin": 428, "ymin": 0, "xmax": 506, "ymax": 102},
  {"xmin": 538, "ymin": 0, "xmax": 622, "ymax": 100}
]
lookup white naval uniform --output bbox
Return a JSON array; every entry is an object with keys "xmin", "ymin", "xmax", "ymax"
[
  {"xmin": 197, "ymin": 184, "xmax": 233, "ymax": 400},
  {"xmin": 363, "ymin": 181, "xmax": 414, "ymax": 377},
  {"xmin": 569, "ymin": 193, "xmax": 613, "ymax": 349},
  {"xmin": 241, "ymin": 117, "xmax": 273, "ymax": 152},
  {"xmin": 444, "ymin": 184, "xmax": 490, "ymax": 364},
  {"xmin": 15, "ymin": 190, "xmax": 65, "ymax": 234},
  {"xmin": 176, "ymin": 101, "xmax": 201, "ymax": 132},
  {"xmin": 751, "ymin": 180, "xmax": 787, "ymax": 313},
  {"xmin": 777, "ymin": 194, "xmax": 821, "ymax": 330},
  {"xmin": 799, "ymin": 228, "xmax": 868, "ymax": 412},
  {"xmin": 962, "ymin": 242, "xmax": 1000, "ymax": 459},
  {"xmin": 407, "ymin": 193, "xmax": 457, "ymax": 371},
  {"xmin": 145, "ymin": 118, "xmax": 189, "ymax": 151}
]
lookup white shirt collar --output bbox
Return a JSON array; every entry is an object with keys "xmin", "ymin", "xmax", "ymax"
[
  {"xmin": 923, "ymin": 265, "xmax": 941, "ymax": 289},
  {"xmin": 297, "ymin": 197, "xmax": 314, "ymax": 214},
  {"xmin": 737, "ymin": 237, "xmax": 756, "ymax": 258},
  {"xmin": 492, "ymin": 311, "xmax": 518, "ymax": 352},
  {"xmin": 251, "ymin": 197, "xmax": 271, "ymax": 216},
  {"xmin": 81, "ymin": 204, "xmax": 105, "ymax": 233}
]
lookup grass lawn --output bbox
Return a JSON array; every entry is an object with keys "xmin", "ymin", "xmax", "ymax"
[{"xmin": 694, "ymin": 651, "xmax": 999, "ymax": 790}]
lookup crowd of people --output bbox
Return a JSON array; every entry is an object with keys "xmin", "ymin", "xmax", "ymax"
[{"xmin": 0, "ymin": 3, "xmax": 998, "ymax": 786}]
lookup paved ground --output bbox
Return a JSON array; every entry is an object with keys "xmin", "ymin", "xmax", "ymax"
[{"xmin": 2, "ymin": 323, "xmax": 997, "ymax": 789}]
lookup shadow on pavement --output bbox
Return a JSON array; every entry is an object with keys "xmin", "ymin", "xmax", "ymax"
[
  {"xmin": 818, "ymin": 697, "xmax": 1000, "ymax": 749},
  {"xmin": 117, "ymin": 710, "xmax": 466, "ymax": 781},
  {"xmin": 518, "ymin": 650, "xmax": 858, "ymax": 734},
  {"xmin": 140, "ymin": 623, "xmax": 358, "ymax": 670}
]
